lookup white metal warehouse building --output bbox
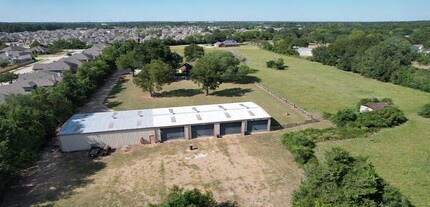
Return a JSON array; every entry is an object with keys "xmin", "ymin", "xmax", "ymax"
[{"xmin": 57, "ymin": 102, "xmax": 271, "ymax": 152}]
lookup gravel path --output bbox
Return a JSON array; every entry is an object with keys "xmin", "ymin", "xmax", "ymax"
[{"xmin": 78, "ymin": 69, "xmax": 130, "ymax": 113}]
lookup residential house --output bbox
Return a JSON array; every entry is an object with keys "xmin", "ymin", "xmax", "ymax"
[
  {"xmin": 294, "ymin": 47, "xmax": 313, "ymax": 57},
  {"xmin": 214, "ymin": 40, "xmax": 238, "ymax": 47},
  {"xmin": 359, "ymin": 102, "xmax": 392, "ymax": 113}
]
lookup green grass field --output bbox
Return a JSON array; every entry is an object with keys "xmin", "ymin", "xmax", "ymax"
[
  {"xmin": 171, "ymin": 44, "xmax": 430, "ymax": 206},
  {"xmin": 105, "ymin": 74, "xmax": 309, "ymax": 128}
]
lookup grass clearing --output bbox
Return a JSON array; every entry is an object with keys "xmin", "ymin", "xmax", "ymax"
[
  {"xmin": 105, "ymin": 74, "xmax": 309, "ymax": 127},
  {"xmin": 182, "ymin": 44, "xmax": 429, "ymax": 206}
]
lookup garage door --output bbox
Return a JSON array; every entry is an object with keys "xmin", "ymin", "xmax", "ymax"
[
  {"xmin": 220, "ymin": 122, "xmax": 242, "ymax": 136},
  {"xmin": 191, "ymin": 124, "xmax": 214, "ymax": 138},
  {"xmin": 161, "ymin": 127, "xmax": 185, "ymax": 141},
  {"xmin": 247, "ymin": 120, "xmax": 268, "ymax": 133}
]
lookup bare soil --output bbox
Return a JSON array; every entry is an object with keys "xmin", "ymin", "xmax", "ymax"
[{"xmin": 2, "ymin": 131, "xmax": 308, "ymax": 207}]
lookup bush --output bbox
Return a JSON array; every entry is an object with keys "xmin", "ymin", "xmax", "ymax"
[
  {"xmin": 148, "ymin": 185, "xmax": 237, "ymax": 207},
  {"xmin": 266, "ymin": 60, "xmax": 275, "ymax": 68},
  {"xmin": 292, "ymin": 147, "xmax": 413, "ymax": 207},
  {"xmin": 418, "ymin": 104, "xmax": 430, "ymax": 118},
  {"xmin": 331, "ymin": 108, "xmax": 358, "ymax": 127},
  {"xmin": 266, "ymin": 58, "xmax": 286, "ymax": 70},
  {"xmin": 357, "ymin": 106, "xmax": 407, "ymax": 128},
  {"xmin": 282, "ymin": 134, "xmax": 316, "ymax": 165}
]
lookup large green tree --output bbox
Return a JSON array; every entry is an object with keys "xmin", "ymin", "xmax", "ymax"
[
  {"xmin": 356, "ymin": 37, "xmax": 415, "ymax": 82},
  {"xmin": 184, "ymin": 43, "xmax": 205, "ymax": 61},
  {"xmin": 191, "ymin": 51, "xmax": 241, "ymax": 95},
  {"xmin": 133, "ymin": 60, "xmax": 175, "ymax": 96}
]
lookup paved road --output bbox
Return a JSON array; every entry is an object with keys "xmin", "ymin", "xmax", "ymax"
[{"xmin": 78, "ymin": 69, "xmax": 130, "ymax": 113}]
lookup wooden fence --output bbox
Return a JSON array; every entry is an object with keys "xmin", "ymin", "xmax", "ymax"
[{"xmin": 254, "ymin": 82, "xmax": 320, "ymax": 129}]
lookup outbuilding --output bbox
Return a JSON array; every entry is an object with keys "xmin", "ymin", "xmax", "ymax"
[{"xmin": 57, "ymin": 102, "xmax": 271, "ymax": 152}]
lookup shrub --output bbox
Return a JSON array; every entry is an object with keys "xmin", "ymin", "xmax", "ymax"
[
  {"xmin": 331, "ymin": 108, "xmax": 358, "ymax": 127},
  {"xmin": 292, "ymin": 147, "xmax": 413, "ymax": 207},
  {"xmin": 266, "ymin": 60, "xmax": 275, "ymax": 68},
  {"xmin": 282, "ymin": 134, "xmax": 316, "ymax": 165},
  {"xmin": 418, "ymin": 104, "xmax": 430, "ymax": 118},
  {"xmin": 147, "ymin": 185, "xmax": 237, "ymax": 207}
]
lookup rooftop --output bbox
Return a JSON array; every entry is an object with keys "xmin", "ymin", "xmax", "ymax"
[{"xmin": 57, "ymin": 102, "xmax": 271, "ymax": 136}]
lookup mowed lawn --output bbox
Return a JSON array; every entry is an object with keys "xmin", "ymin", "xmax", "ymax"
[
  {"xmin": 105, "ymin": 74, "xmax": 309, "ymax": 127},
  {"xmin": 171, "ymin": 44, "xmax": 430, "ymax": 206}
]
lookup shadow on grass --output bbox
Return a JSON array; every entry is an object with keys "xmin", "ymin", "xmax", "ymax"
[
  {"xmin": 107, "ymin": 77, "xmax": 127, "ymax": 99},
  {"xmin": 212, "ymin": 88, "xmax": 253, "ymax": 97},
  {"xmin": 3, "ymin": 150, "xmax": 106, "ymax": 206},
  {"xmin": 157, "ymin": 89, "xmax": 203, "ymax": 97},
  {"xmin": 104, "ymin": 100, "xmax": 122, "ymax": 109},
  {"xmin": 233, "ymin": 75, "xmax": 261, "ymax": 84}
]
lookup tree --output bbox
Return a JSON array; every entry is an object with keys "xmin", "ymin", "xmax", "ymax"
[
  {"xmin": 29, "ymin": 40, "xmax": 41, "ymax": 48},
  {"xmin": 191, "ymin": 51, "xmax": 241, "ymax": 95},
  {"xmin": 0, "ymin": 40, "xmax": 6, "ymax": 49},
  {"xmin": 418, "ymin": 104, "xmax": 430, "ymax": 118},
  {"xmin": 184, "ymin": 43, "xmax": 205, "ymax": 61},
  {"xmin": 356, "ymin": 37, "xmax": 414, "ymax": 82},
  {"xmin": 0, "ymin": 61, "xmax": 8, "ymax": 68},
  {"xmin": 133, "ymin": 60, "xmax": 175, "ymax": 96},
  {"xmin": 116, "ymin": 39, "xmax": 182, "ymax": 76},
  {"xmin": 0, "ymin": 72, "xmax": 18, "ymax": 84}
]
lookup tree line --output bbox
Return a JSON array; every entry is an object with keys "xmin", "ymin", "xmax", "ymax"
[{"xmin": 0, "ymin": 41, "xmax": 133, "ymax": 197}]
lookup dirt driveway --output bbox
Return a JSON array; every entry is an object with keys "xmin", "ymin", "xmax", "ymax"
[{"xmin": 3, "ymin": 132, "xmax": 304, "ymax": 207}]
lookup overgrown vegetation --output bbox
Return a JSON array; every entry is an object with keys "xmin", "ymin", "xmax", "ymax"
[
  {"xmin": 292, "ymin": 147, "xmax": 413, "ymax": 206},
  {"xmin": 147, "ymin": 185, "xmax": 237, "ymax": 207},
  {"xmin": 418, "ymin": 104, "xmax": 430, "ymax": 118}
]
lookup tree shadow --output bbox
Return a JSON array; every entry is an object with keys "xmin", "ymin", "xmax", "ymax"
[
  {"xmin": 157, "ymin": 89, "xmax": 203, "ymax": 97},
  {"xmin": 107, "ymin": 77, "xmax": 127, "ymax": 99},
  {"xmin": 218, "ymin": 201, "xmax": 239, "ymax": 207},
  {"xmin": 3, "ymin": 146, "xmax": 107, "ymax": 206},
  {"xmin": 212, "ymin": 88, "xmax": 253, "ymax": 97},
  {"xmin": 104, "ymin": 100, "xmax": 122, "ymax": 109},
  {"xmin": 233, "ymin": 75, "xmax": 262, "ymax": 84}
]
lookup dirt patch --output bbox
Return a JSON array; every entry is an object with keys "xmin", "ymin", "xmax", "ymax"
[{"xmin": 3, "ymin": 133, "xmax": 304, "ymax": 207}]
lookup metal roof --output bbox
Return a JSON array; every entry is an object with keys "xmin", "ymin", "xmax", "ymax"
[{"xmin": 57, "ymin": 102, "xmax": 271, "ymax": 136}]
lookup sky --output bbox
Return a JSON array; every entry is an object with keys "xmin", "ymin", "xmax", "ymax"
[{"xmin": 1, "ymin": 0, "xmax": 429, "ymax": 22}]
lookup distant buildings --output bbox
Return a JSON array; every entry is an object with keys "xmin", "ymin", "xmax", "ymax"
[
  {"xmin": 294, "ymin": 47, "xmax": 313, "ymax": 57},
  {"xmin": 214, "ymin": 40, "xmax": 238, "ymax": 47},
  {"xmin": 411, "ymin": 44, "xmax": 430, "ymax": 55},
  {"xmin": 0, "ymin": 43, "xmax": 107, "ymax": 102},
  {"xmin": 0, "ymin": 45, "xmax": 34, "ymax": 64}
]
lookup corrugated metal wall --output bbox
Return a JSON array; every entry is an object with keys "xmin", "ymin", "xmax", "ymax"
[{"xmin": 59, "ymin": 129, "xmax": 156, "ymax": 152}]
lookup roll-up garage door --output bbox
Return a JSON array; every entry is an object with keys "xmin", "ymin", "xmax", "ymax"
[
  {"xmin": 191, "ymin": 124, "xmax": 214, "ymax": 138},
  {"xmin": 220, "ymin": 122, "xmax": 242, "ymax": 136},
  {"xmin": 161, "ymin": 127, "xmax": 185, "ymax": 141},
  {"xmin": 247, "ymin": 120, "xmax": 268, "ymax": 133}
]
